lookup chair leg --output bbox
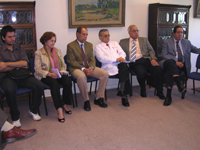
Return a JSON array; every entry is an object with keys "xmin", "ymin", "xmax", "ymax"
[
  {"xmin": 130, "ymin": 73, "xmax": 133, "ymax": 87},
  {"xmin": 73, "ymin": 82, "xmax": 78, "ymax": 107},
  {"xmin": 95, "ymin": 80, "xmax": 98, "ymax": 94},
  {"xmin": 89, "ymin": 82, "xmax": 92, "ymax": 95},
  {"xmin": 105, "ymin": 89, "xmax": 107, "ymax": 101},
  {"xmin": 193, "ymin": 79, "xmax": 195, "ymax": 94},
  {"xmin": 117, "ymin": 80, "xmax": 120, "ymax": 91},
  {"xmin": 71, "ymin": 94, "xmax": 75, "ymax": 108},
  {"xmin": 0, "ymin": 95, "xmax": 4, "ymax": 110},
  {"xmin": 42, "ymin": 92, "xmax": 48, "ymax": 116},
  {"xmin": 181, "ymin": 91, "xmax": 186, "ymax": 99},
  {"xmin": 154, "ymin": 88, "xmax": 157, "ymax": 96}
]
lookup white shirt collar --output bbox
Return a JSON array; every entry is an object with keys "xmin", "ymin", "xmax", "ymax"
[{"xmin": 77, "ymin": 40, "xmax": 84, "ymax": 47}]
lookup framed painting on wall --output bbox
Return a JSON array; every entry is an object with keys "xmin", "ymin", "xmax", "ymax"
[
  {"xmin": 68, "ymin": 0, "xmax": 125, "ymax": 28},
  {"xmin": 195, "ymin": 0, "xmax": 200, "ymax": 18}
]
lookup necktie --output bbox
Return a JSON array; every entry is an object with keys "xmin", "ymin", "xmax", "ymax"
[
  {"xmin": 106, "ymin": 43, "xmax": 109, "ymax": 48},
  {"xmin": 176, "ymin": 41, "xmax": 183, "ymax": 62},
  {"xmin": 80, "ymin": 44, "xmax": 89, "ymax": 68},
  {"xmin": 130, "ymin": 39, "xmax": 137, "ymax": 62}
]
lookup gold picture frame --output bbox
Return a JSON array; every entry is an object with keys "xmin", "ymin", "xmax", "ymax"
[
  {"xmin": 68, "ymin": 0, "xmax": 125, "ymax": 28},
  {"xmin": 195, "ymin": 0, "xmax": 200, "ymax": 18}
]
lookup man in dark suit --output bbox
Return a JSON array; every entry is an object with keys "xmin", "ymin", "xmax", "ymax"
[
  {"xmin": 67, "ymin": 26, "xmax": 109, "ymax": 111},
  {"xmin": 160, "ymin": 25, "xmax": 200, "ymax": 106},
  {"xmin": 119, "ymin": 25, "xmax": 165, "ymax": 99},
  {"xmin": 0, "ymin": 109, "xmax": 37, "ymax": 146}
]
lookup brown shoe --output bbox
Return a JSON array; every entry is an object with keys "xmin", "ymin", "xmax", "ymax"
[{"xmin": 1, "ymin": 126, "xmax": 37, "ymax": 144}]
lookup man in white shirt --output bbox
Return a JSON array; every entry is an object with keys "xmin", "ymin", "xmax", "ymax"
[
  {"xmin": 95, "ymin": 29, "xmax": 131, "ymax": 107},
  {"xmin": 119, "ymin": 25, "xmax": 165, "ymax": 99}
]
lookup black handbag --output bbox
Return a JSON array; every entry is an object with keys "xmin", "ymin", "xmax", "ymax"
[{"xmin": 7, "ymin": 68, "xmax": 33, "ymax": 79}]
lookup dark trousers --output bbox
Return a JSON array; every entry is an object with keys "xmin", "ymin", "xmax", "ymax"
[
  {"xmin": 115, "ymin": 63, "xmax": 132, "ymax": 95},
  {"xmin": 0, "ymin": 76, "xmax": 44, "ymax": 121},
  {"xmin": 41, "ymin": 75, "xmax": 73, "ymax": 110},
  {"xmin": 129, "ymin": 58, "xmax": 164, "ymax": 92},
  {"xmin": 163, "ymin": 59, "xmax": 187, "ymax": 88}
]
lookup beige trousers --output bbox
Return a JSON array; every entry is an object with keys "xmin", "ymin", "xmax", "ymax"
[{"xmin": 71, "ymin": 67, "xmax": 109, "ymax": 101}]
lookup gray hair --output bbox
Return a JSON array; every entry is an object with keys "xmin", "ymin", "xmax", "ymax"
[
  {"xmin": 99, "ymin": 29, "xmax": 108, "ymax": 36},
  {"xmin": 128, "ymin": 25, "xmax": 136, "ymax": 32}
]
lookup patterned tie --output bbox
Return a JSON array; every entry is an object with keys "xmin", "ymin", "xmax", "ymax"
[
  {"xmin": 80, "ymin": 44, "xmax": 89, "ymax": 68},
  {"xmin": 130, "ymin": 39, "xmax": 137, "ymax": 62},
  {"xmin": 176, "ymin": 41, "xmax": 183, "ymax": 62}
]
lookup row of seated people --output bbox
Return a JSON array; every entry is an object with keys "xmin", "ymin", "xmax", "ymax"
[{"xmin": 0, "ymin": 24, "xmax": 200, "ymax": 145}]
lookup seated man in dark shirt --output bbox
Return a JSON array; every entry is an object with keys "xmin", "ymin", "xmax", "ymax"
[{"xmin": 0, "ymin": 25, "xmax": 44, "ymax": 127}]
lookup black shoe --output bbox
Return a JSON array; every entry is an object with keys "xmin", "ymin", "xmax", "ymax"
[
  {"xmin": 157, "ymin": 92, "xmax": 166, "ymax": 100},
  {"xmin": 84, "ymin": 100, "xmax": 91, "ymax": 111},
  {"xmin": 117, "ymin": 90, "xmax": 125, "ymax": 97},
  {"xmin": 94, "ymin": 98, "xmax": 107, "ymax": 108},
  {"xmin": 122, "ymin": 97, "xmax": 130, "ymax": 107},
  {"xmin": 58, "ymin": 118, "xmax": 65, "ymax": 123},
  {"xmin": 140, "ymin": 89, "xmax": 147, "ymax": 97},
  {"xmin": 163, "ymin": 97, "xmax": 172, "ymax": 106},
  {"xmin": 178, "ymin": 84, "xmax": 186, "ymax": 93}
]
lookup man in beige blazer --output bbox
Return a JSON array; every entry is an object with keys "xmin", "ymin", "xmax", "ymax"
[{"xmin": 67, "ymin": 26, "xmax": 109, "ymax": 111}]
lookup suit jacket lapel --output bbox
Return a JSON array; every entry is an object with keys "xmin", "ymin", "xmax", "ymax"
[
  {"xmin": 74, "ymin": 40, "xmax": 83, "ymax": 56},
  {"xmin": 138, "ymin": 37, "xmax": 143, "ymax": 52},
  {"xmin": 170, "ymin": 38, "xmax": 176, "ymax": 55},
  {"xmin": 181, "ymin": 39, "xmax": 186, "ymax": 55},
  {"xmin": 84, "ymin": 42, "xmax": 90, "ymax": 59}
]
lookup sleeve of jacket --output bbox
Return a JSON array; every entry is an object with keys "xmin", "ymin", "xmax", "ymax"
[
  {"xmin": 34, "ymin": 50, "xmax": 49, "ymax": 80},
  {"xmin": 190, "ymin": 42, "xmax": 200, "ymax": 54},
  {"xmin": 162, "ymin": 40, "xmax": 176, "ymax": 61},
  {"xmin": 145, "ymin": 39, "xmax": 157, "ymax": 60},
  {"xmin": 67, "ymin": 43, "xmax": 84, "ymax": 70}
]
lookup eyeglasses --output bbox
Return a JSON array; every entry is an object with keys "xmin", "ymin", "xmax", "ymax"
[
  {"xmin": 102, "ymin": 34, "xmax": 110, "ymax": 37},
  {"xmin": 176, "ymin": 31, "xmax": 183, "ymax": 34},
  {"xmin": 130, "ymin": 30, "xmax": 139, "ymax": 33}
]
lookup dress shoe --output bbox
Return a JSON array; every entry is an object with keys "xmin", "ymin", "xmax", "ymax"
[
  {"xmin": 1, "ymin": 126, "xmax": 37, "ymax": 144},
  {"xmin": 12, "ymin": 119, "xmax": 21, "ymax": 128},
  {"xmin": 117, "ymin": 90, "xmax": 125, "ymax": 97},
  {"xmin": 178, "ymin": 84, "xmax": 186, "ymax": 93},
  {"xmin": 65, "ymin": 110, "xmax": 72, "ymax": 115},
  {"xmin": 156, "ymin": 92, "xmax": 166, "ymax": 100},
  {"xmin": 94, "ymin": 98, "xmax": 107, "ymax": 108},
  {"xmin": 122, "ymin": 97, "xmax": 130, "ymax": 107},
  {"xmin": 58, "ymin": 118, "xmax": 65, "ymax": 123},
  {"xmin": 140, "ymin": 90, "xmax": 147, "ymax": 97},
  {"xmin": 29, "ymin": 110, "xmax": 41, "ymax": 121},
  {"xmin": 163, "ymin": 97, "xmax": 172, "ymax": 106},
  {"xmin": 84, "ymin": 100, "xmax": 91, "ymax": 111}
]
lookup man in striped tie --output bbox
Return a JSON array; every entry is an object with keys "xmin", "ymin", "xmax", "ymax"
[{"xmin": 120, "ymin": 25, "xmax": 165, "ymax": 99}]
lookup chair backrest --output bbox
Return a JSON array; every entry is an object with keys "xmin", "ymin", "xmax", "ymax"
[
  {"xmin": 64, "ymin": 55, "xmax": 69, "ymax": 71},
  {"xmin": 196, "ymin": 54, "xmax": 200, "ymax": 70},
  {"xmin": 30, "ymin": 57, "xmax": 35, "ymax": 74},
  {"xmin": 95, "ymin": 57, "xmax": 102, "ymax": 68}
]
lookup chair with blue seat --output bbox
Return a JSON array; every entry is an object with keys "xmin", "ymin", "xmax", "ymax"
[
  {"xmin": 187, "ymin": 54, "xmax": 200, "ymax": 94},
  {"xmin": 0, "ymin": 87, "xmax": 32, "ymax": 110},
  {"xmin": 64, "ymin": 55, "xmax": 99, "ymax": 107}
]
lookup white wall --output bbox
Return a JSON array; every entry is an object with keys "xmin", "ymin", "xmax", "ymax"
[{"xmin": 1, "ymin": 0, "xmax": 200, "ymax": 95}]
